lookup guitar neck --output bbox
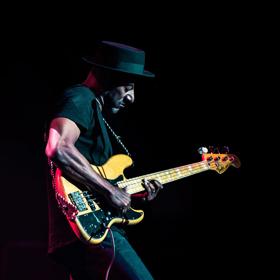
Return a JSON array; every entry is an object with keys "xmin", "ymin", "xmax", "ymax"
[{"xmin": 117, "ymin": 161, "xmax": 210, "ymax": 195}]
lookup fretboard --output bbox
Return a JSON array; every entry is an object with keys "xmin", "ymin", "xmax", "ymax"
[{"xmin": 117, "ymin": 161, "xmax": 209, "ymax": 194}]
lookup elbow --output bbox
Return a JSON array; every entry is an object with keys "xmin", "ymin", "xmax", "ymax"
[
  {"xmin": 45, "ymin": 144, "xmax": 56, "ymax": 160},
  {"xmin": 45, "ymin": 142, "xmax": 71, "ymax": 164},
  {"xmin": 45, "ymin": 145, "xmax": 60, "ymax": 163}
]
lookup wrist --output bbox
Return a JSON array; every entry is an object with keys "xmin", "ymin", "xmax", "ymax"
[
  {"xmin": 101, "ymin": 182, "xmax": 116, "ymax": 196},
  {"xmin": 132, "ymin": 192, "xmax": 148, "ymax": 198}
]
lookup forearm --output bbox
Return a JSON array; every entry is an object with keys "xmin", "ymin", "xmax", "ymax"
[{"xmin": 51, "ymin": 143, "xmax": 114, "ymax": 196}]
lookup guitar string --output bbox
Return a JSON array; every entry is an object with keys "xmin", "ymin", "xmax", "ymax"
[
  {"xmin": 117, "ymin": 162, "xmax": 210, "ymax": 191},
  {"xmin": 119, "ymin": 169, "xmax": 207, "ymax": 191},
  {"xmin": 118, "ymin": 168, "xmax": 208, "ymax": 190},
  {"xmin": 118, "ymin": 164, "xmax": 208, "ymax": 189},
  {"xmin": 118, "ymin": 157, "xmax": 229, "ymax": 189},
  {"xmin": 119, "ymin": 161, "xmax": 208, "ymax": 184}
]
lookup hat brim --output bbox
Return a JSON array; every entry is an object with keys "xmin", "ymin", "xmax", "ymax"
[{"xmin": 82, "ymin": 56, "xmax": 155, "ymax": 78}]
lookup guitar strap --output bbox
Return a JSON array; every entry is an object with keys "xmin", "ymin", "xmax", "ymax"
[
  {"xmin": 95, "ymin": 98, "xmax": 132, "ymax": 157},
  {"xmin": 102, "ymin": 115, "xmax": 131, "ymax": 157}
]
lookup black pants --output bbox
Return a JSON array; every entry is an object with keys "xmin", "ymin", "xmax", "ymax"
[{"xmin": 51, "ymin": 229, "xmax": 154, "ymax": 280}]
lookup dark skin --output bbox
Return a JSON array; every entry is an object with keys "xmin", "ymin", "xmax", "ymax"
[
  {"xmin": 142, "ymin": 179, "xmax": 163, "ymax": 201},
  {"xmin": 45, "ymin": 68, "xmax": 163, "ymax": 212}
]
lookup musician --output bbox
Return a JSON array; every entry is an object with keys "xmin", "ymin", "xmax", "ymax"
[{"xmin": 45, "ymin": 41, "xmax": 163, "ymax": 280}]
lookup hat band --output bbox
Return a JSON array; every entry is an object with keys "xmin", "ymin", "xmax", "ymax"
[{"xmin": 114, "ymin": 61, "xmax": 144, "ymax": 74}]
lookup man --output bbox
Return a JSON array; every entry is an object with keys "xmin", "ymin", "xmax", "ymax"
[{"xmin": 45, "ymin": 41, "xmax": 162, "ymax": 279}]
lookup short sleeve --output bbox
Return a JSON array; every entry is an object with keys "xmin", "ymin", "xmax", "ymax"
[{"xmin": 53, "ymin": 86, "xmax": 95, "ymax": 131}]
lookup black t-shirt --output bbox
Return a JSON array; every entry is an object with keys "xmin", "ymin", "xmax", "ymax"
[
  {"xmin": 46, "ymin": 84, "xmax": 116, "ymax": 254},
  {"xmin": 53, "ymin": 84, "xmax": 113, "ymax": 165}
]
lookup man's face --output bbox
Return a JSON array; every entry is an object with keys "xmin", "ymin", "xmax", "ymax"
[{"xmin": 104, "ymin": 83, "xmax": 135, "ymax": 114}]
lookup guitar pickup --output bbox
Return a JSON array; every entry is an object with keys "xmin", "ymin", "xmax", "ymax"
[
  {"xmin": 69, "ymin": 191, "xmax": 88, "ymax": 212},
  {"xmin": 82, "ymin": 191, "xmax": 96, "ymax": 211}
]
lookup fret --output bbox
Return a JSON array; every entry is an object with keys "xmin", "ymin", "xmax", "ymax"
[{"xmin": 117, "ymin": 161, "xmax": 209, "ymax": 195}]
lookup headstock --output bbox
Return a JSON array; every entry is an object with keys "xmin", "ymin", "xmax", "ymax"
[{"xmin": 198, "ymin": 147, "xmax": 241, "ymax": 174}]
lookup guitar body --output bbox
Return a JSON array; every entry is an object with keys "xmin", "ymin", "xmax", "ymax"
[{"xmin": 55, "ymin": 154, "xmax": 144, "ymax": 245}]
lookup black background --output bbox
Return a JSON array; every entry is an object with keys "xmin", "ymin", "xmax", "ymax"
[{"xmin": 0, "ymin": 7, "xmax": 260, "ymax": 280}]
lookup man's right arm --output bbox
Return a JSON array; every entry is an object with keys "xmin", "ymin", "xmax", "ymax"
[{"xmin": 45, "ymin": 117, "xmax": 131, "ymax": 210}]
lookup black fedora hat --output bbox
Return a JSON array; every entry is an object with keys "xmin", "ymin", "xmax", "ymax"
[{"xmin": 82, "ymin": 41, "xmax": 155, "ymax": 78}]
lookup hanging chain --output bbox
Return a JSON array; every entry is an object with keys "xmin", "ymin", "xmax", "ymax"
[
  {"xmin": 102, "ymin": 116, "xmax": 131, "ymax": 157},
  {"xmin": 48, "ymin": 159, "xmax": 78, "ymax": 220},
  {"xmin": 95, "ymin": 97, "xmax": 131, "ymax": 157}
]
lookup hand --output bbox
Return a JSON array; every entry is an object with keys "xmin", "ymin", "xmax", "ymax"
[
  {"xmin": 106, "ymin": 187, "xmax": 131, "ymax": 212},
  {"xmin": 142, "ymin": 179, "xmax": 163, "ymax": 201}
]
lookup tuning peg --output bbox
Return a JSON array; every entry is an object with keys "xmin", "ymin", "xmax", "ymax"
[{"xmin": 198, "ymin": 147, "xmax": 208, "ymax": 154}]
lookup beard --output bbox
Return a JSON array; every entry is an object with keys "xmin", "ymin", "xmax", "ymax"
[{"xmin": 103, "ymin": 90, "xmax": 122, "ymax": 114}]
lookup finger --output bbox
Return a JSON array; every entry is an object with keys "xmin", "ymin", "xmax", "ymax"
[
  {"xmin": 121, "ymin": 191, "xmax": 131, "ymax": 204},
  {"xmin": 121, "ymin": 202, "xmax": 130, "ymax": 214},
  {"xmin": 121, "ymin": 199, "xmax": 130, "ymax": 209},
  {"xmin": 142, "ymin": 179, "xmax": 156, "ymax": 201},
  {"xmin": 142, "ymin": 179, "xmax": 152, "ymax": 193},
  {"xmin": 147, "ymin": 184, "xmax": 155, "ymax": 197},
  {"xmin": 146, "ymin": 180, "xmax": 156, "ymax": 193},
  {"xmin": 150, "ymin": 179, "xmax": 163, "ymax": 190},
  {"xmin": 148, "ymin": 181, "xmax": 162, "ymax": 197},
  {"xmin": 142, "ymin": 178, "xmax": 148, "ymax": 187},
  {"xmin": 126, "ymin": 201, "xmax": 131, "ymax": 209}
]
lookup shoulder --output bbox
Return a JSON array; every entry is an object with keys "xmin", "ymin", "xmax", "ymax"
[
  {"xmin": 51, "ymin": 85, "xmax": 97, "ymax": 131},
  {"xmin": 63, "ymin": 84, "xmax": 97, "ymax": 103}
]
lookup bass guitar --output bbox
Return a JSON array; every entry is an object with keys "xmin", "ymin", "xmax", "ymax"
[{"xmin": 53, "ymin": 151, "xmax": 240, "ymax": 245}]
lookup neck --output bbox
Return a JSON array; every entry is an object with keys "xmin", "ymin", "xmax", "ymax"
[
  {"xmin": 82, "ymin": 70, "xmax": 102, "ymax": 93},
  {"xmin": 82, "ymin": 70, "xmax": 105, "ymax": 110}
]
